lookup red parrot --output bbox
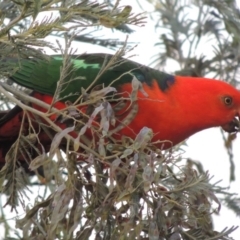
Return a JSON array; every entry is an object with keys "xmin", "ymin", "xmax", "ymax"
[{"xmin": 0, "ymin": 53, "xmax": 240, "ymax": 168}]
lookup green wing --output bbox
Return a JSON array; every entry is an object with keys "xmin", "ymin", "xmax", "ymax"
[{"xmin": 5, "ymin": 53, "xmax": 174, "ymax": 101}]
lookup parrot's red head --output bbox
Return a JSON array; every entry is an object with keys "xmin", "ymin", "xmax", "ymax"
[
  {"xmin": 217, "ymin": 85, "xmax": 240, "ymax": 133},
  {"xmin": 173, "ymin": 77, "xmax": 240, "ymax": 138}
]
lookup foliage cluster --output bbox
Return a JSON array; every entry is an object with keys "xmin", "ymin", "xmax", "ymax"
[{"xmin": 0, "ymin": 0, "xmax": 239, "ymax": 239}]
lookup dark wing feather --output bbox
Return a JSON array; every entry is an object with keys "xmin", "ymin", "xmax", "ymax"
[{"xmin": 6, "ymin": 53, "xmax": 174, "ymax": 101}]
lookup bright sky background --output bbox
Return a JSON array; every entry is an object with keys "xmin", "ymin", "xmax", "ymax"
[{"xmin": 0, "ymin": 0, "xmax": 239, "ymax": 239}]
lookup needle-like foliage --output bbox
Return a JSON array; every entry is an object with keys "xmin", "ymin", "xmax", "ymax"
[{"xmin": 0, "ymin": 0, "xmax": 239, "ymax": 239}]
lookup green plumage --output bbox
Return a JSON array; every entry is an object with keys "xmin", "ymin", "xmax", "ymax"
[{"xmin": 4, "ymin": 54, "xmax": 174, "ymax": 101}]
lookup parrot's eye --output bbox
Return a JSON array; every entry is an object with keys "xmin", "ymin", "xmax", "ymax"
[{"xmin": 224, "ymin": 96, "xmax": 233, "ymax": 106}]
